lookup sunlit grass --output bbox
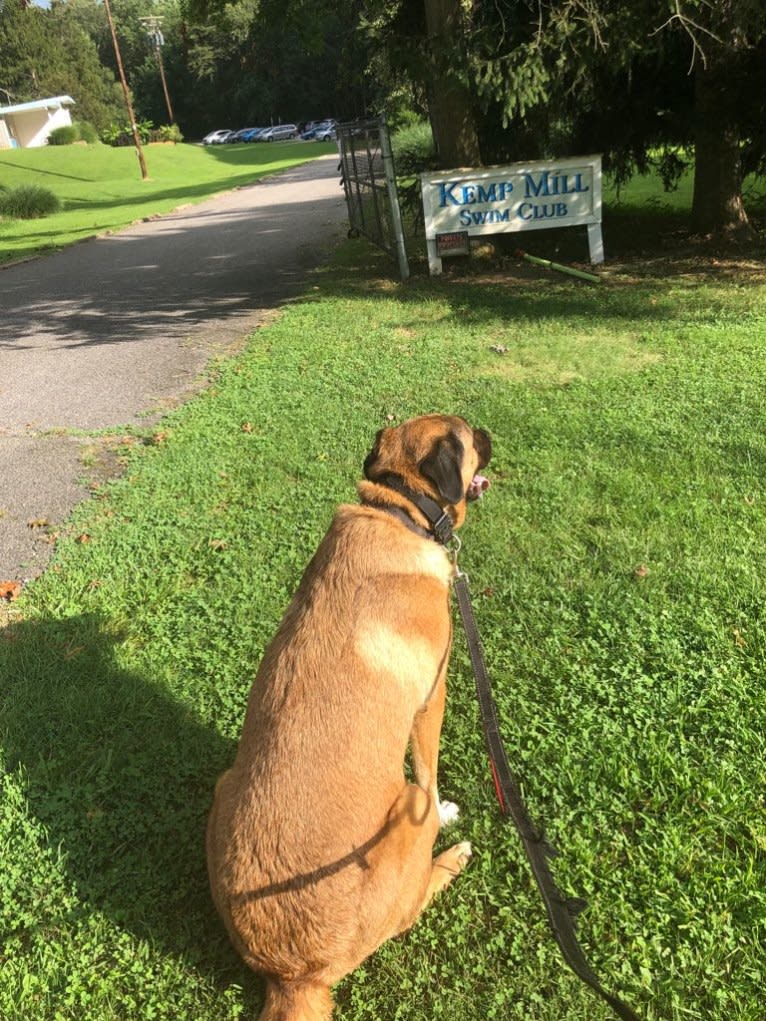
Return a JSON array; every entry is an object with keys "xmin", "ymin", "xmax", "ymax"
[
  {"xmin": 2, "ymin": 181, "xmax": 766, "ymax": 1019},
  {"xmin": 0, "ymin": 140, "xmax": 334, "ymax": 263}
]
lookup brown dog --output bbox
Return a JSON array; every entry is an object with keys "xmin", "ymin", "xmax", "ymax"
[{"xmin": 207, "ymin": 414, "xmax": 492, "ymax": 1020}]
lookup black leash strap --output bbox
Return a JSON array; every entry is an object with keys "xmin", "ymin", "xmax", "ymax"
[{"xmin": 453, "ymin": 569, "xmax": 641, "ymax": 1021}]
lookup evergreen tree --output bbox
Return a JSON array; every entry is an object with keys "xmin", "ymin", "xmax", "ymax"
[
  {"xmin": 366, "ymin": 0, "xmax": 766, "ymax": 238},
  {"xmin": 0, "ymin": 0, "xmax": 123, "ymax": 129}
]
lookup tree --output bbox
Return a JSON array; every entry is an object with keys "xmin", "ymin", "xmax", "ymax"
[
  {"xmin": 365, "ymin": 0, "xmax": 766, "ymax": 239},
  {"xmin": 171, "ymin": 0, "xmax": 369, "ymax": 135},
  {"xmin": 553, "ymin": 0, "xmax": 764, "ymax": 239},
  {"xmin": 62, "ymin": 0, "xmax": 182, "ymax": 126},
  {"xmin": 0, "ymin": 0, "xmax": 123, "ymax": 129},
  {"xmin": 679, "ymin": 1, "xmax": 765, "ymax": 238},
  {"xmin": 421, "ymin": 0, "xmax": 479, "ymax": 166}
]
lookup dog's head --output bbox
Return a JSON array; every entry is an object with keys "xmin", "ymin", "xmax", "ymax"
[{"xmin": 363, "ymin": 414, "xmax": 492, "ymax": 529}]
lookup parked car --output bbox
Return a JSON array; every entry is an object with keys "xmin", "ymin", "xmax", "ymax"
[
  {"xmin": 202, "ymin": 129, "xmax": 232, "ymax": 145},
  {"xmin": 241, "ymin": 127, "xmax": 266, "ymax": 142},
  {"xmin": 259, "ymin": 123, "xmax": 298, "ymax": 142},
  {"xmin": 300, "ymin": 119, "xmax": 337, "ymax": 141},
  {"xmin": 211, "ymin": 130, "xmax": 237, "ymax": 144},
  {"xmin": 229, "ymin": 127, "xmax": 260, "ymax": 143},
  {"xmin": 314, "ymin": 121, "xmax": 337, "ymax": 141}
]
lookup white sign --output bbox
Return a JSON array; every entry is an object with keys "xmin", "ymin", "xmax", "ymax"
[{"xmin": 420, "ymin": 154, "xmax": 603, "ymax": 275}]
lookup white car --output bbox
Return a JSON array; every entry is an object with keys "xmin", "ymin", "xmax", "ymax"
[
  {"xmin": 259, "ymin": 124, "xmax": 298, "ymax": 142},
  {"xmin": 202, "ymin": 129, "xmax": 232, "ymax": 145}
]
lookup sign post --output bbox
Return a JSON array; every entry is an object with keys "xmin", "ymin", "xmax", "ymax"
[{"xmin": 421, "ymin": 155, "xmax": 603, "ymax": 275}]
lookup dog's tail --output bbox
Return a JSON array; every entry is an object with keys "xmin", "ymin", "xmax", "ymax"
[{"xmin": 258, "ymin": 979, "xmax": 333, "ymax": 1021}]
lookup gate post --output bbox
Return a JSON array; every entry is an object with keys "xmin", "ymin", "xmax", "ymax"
[{"xmin": 379, "ymin": 120, "xmax": 410, "ymax": 281}]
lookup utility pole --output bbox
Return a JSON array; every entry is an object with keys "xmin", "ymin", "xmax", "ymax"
[
  {"xmin": 104, "ymin": 0, "xmax": 148, "ymax": 181},
  {"xmin": 139, "ymin": 16, "xmax": 176, "ymax": 125}
]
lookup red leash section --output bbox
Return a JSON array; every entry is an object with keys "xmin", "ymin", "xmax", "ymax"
[
  {"xmin": 488, "ymin": 757, "xmax": 505, "ymax": 812},
  {"xmin": 453, "ymin": 568, "xmax": 642, "ymax": 1021}
]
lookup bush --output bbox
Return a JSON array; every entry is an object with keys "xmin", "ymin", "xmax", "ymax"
[
  {"xmin": 76, "ymin": 121, "xmax": 100, "ymax": 144},
  {"xmin": 101, "ymin": 120, "xmax": 154, "ymax": 147},
  {"xmin": 391, "ymin": 121, "xmax": 437, "ymax": 178},
  {"xmin": 151, "ymin": 123, "xmax": 184, "ymax": 144},
  {"xmin": 391, "ymin": 121, "xmax": 437, "ymax": 223},
  {"xmin": 0, "ymin": 185, "xmax": 62, "ymax": 219},
  {"xmin": 47, "ymin": 124, "xmax": 79, "ymax": 146},
  {"xmin": 46, "ymin": 122, "xmax": 100, "ymax": 146}
]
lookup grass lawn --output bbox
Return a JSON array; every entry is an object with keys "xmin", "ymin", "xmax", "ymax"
[
  {"xmin": 0, "ymin": 140, "xmax": 335, "ymax": 264},
  {"xmin": 2, "ymin": 172, "xmax": 766, "ymax": 1021}
]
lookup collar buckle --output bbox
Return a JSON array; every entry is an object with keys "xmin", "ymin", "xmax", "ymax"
[{"xmin": 431, "ymin": 510, "xmax": 453, "ymax": 545}]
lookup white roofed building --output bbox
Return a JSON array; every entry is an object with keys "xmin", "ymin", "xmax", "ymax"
[{"xmin": 0, "ymin": 95, "xmax": 75, "ymax": 149}]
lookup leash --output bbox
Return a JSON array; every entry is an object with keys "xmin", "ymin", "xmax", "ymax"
[
  {"xmin": 452, "ymin": 561, "xmax": 641, "ymax": 1021},
  {"xmin": 362, "ymin": 474, "xmax": 640, "ymax": 1018}
]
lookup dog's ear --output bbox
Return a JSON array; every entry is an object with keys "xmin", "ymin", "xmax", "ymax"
[
  {"xmin": 363, "ymin": 429, "xmax": 385, "ymax": 480},
  {"xmin": 419, "ymin": 433, "xmax": 465, "ymax": 504},
  {"xmin": 473, "ymin": 428, "xmax": 492, "ymax": 470}
]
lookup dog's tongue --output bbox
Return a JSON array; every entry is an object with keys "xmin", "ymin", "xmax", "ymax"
[{"xmin": 468, "ymin": 475, "xmax": 490, "ymax": 500}]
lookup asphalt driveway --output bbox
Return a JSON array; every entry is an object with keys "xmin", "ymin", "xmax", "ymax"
[{"xmin": 0, "ymin": 154, "xmax": 347, "ymax": 582}]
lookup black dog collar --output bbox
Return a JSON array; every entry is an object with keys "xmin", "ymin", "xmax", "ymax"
[{"xmin": 364, "ymin": 475, "xmax": 454, "ymax": 545}]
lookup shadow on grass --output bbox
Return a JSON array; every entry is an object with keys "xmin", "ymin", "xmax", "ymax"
[
  {"xmin": 0, "ymin": 161, "xmax": 96, "ymax": 183},
  {"xmin": 202, "ymin": 140, "xmax": 335, "ymax": 167},
  {"xmin": 0, "ymin": 613, "xmax": 254, "ymax": 993},
  {"xmin": 59, "ymin": 168, "xmax": 297, "ymax": 215}
]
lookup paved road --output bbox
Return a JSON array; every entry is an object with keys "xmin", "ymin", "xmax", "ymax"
[{"xmin": 0, "ymin": 154, "xmax": 347, "ymax": 582}]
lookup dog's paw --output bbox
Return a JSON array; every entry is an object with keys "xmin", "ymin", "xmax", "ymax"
[
  {"xmin": 438, "ymin": 800, "xmax": 460, "ymax": 827},
  {"xmin": 454, "ymin": 841, "xmax": 473, "ymax": 867},
  {"xmin": 432, "ymin": 841, "xmax": 474, "ymax": 890}
]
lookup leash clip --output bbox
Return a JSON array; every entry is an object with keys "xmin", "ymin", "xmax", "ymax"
[{"xmin": 446, "ymin": 533, "xmax": 462, "ymax": 572}]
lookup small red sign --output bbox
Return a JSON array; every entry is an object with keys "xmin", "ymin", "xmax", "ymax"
[{"xmin": 436, "ymin": 231, "xmax": 470, "ymax": 256}]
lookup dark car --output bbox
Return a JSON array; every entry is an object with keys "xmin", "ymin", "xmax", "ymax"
[{"xmin": 229, "ymin": 127, "xmax": 260, "ymax": 143}]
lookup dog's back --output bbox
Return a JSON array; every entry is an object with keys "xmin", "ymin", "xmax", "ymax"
[
  {"xmin": 207, "ymin": 415, "xmax": 491, "ymax": 1020},
  {"xmin": 207, "ymin": 506, "xmax": 451, "ymax": 979}
]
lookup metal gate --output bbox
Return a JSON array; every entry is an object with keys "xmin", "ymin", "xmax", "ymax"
[{"xmin": 336, "ymin": 118, "xmax": 409, "ymax": 281}]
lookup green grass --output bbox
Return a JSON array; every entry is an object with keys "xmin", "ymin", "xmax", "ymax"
[
  {"xmin": 0, "ymin": 140, "xmax": 334, "ymax": 264},
  {"xmin": 600, "ymin": 164, "xmax": 766, "ymax": 255},
  {"xmin": 2, "ymin": 183, "xmax": 766, "ymax": 1019}
]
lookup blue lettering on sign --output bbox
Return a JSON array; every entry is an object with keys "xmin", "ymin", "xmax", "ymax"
[
  {"xmin": 438, "ymin": 180, "xmax": 515, "ymax": 207},
  {"xmin": 438, "ymin": 182, "xmax": 461, "ymax": 206},
  {"xmin": 523, "ymin": 171, "xmax": 590, "ymax": 198},
  {"xmin": 439, "ymin": 172, "xmax": 587, "ymax": 208},
  {"xmin": 459, "ymin": 208, "xmax": 512, "ymax": 226},
  {"xmin": 517, "ymin": 202, "xmax": 569, "ymax": 221}
]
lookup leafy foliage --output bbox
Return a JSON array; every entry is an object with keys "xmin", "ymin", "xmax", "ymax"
[
  {"xmin": 390, "ymin": 119, "xmax": 436, "ymax": 219},
  {"xmin": 0, "ymin": 0, "xmax": 124, "ymax": 129},
  {"xmin": 365, "ymin": 0, "xmax": 766, "ymax": 233},
  {"xmin": 390, "ymin": 119, "xmax": 435, "ymax": 178},
  {"xmin": 100, "ymin": 118, "xmax": 154, "ymax": 146},
  {"xmin": 154, "ymin": 123, "xmax": 184, "ymax": 143},
  {"xmin": 77, "ymin": 120, "xmax": 101, "ymax": 144}
]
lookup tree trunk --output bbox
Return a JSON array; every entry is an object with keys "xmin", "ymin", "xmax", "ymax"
[
  {"xmin": 691, "ymin": 61, "xmax": 754, "ymax": 240},
  {"xmin": 423, "ymin": 0, "xmax": 481, "ymax": 169}
]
